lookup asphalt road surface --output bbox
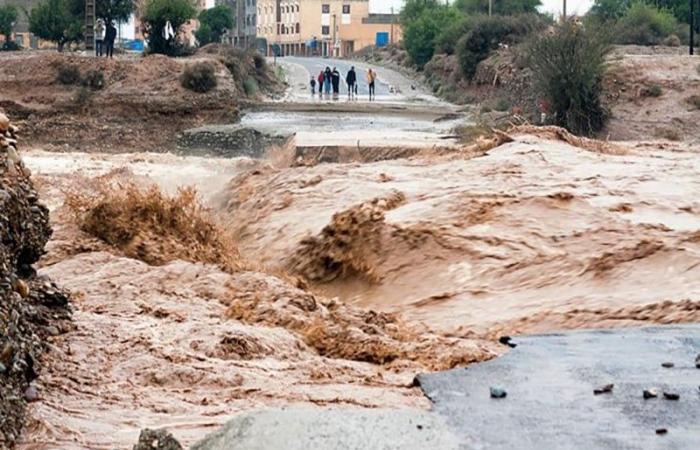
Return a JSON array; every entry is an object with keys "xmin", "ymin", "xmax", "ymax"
[
  {"xmin": 417, "ymin": 325, "xmax": 700, "ymax": 450},
  {"xmin": 284, "ymin": 56, "xmax": 388, "ymax": 98}
]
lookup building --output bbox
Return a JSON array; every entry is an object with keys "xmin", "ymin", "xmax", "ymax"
[
  {"xmin": 257, "ymin": 0, "xmax": 400, "ymax": 57},
  {"xmin": 0, "ymin": 0, "xmax": 41, "ymax": 48},
  {"xmin": 217, "ymin": 0, "xmax": 257, "ymax": 47}
]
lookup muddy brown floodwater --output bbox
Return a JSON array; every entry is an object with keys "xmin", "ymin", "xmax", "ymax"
[{"xmin": 16, "ymin": 127, "xmax": 700, "ymax": 449}]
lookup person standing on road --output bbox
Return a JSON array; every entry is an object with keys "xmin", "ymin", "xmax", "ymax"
[
  {"xmin": 94, "ymin": 19, "xmax": 105, "ymax": 57},
  {"xmin": 317, "ymin": 70, "xmax": 325, "ymax": 97},
  {"xmin": 331, "ymin": 67, "xmax": 340, "ymax": 97},
  {"xmin": 104, "ymin": 21, "xmax": 117, "ymax": 59},
  {"xmin": 324, "ymin": 67, "xmax": 332, "ymax": 95},
  {"xmin": 346, "ymin": 66, "xmax": 357, "ymax": 99},
  {"xmin": 366, "ymin": 68, "xmax": 376, "ymax": 101}
]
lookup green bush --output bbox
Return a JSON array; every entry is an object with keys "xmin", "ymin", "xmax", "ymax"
[
  {"xmin": 0, "ymin": 5, "xmax": 18, "ymax": 42},
  {"xmin": 642, "ymin": 84, "xmax": 663, "ymax": 97},
  {"xmin": 687, "ymin": 95, "xmax": 700, "ymax": 110},
  {"xmin": 528, "ymin": 22, "xmax": 611, "ymax": 136},
  {"xmin": 243, "ymin": 77, "xmax": 258, "ymax": 96},
  {"xmin": 457, "ymin": 13, "xmax": 548, "ymax": 80},
  {"xmin": 403, "ymin": 6, "xmax": 460, "ymax": 68},
  {"xmin": 82, "ymin": 69, "xmax": 105, "ymax": 90},
  {"xmin": 455, "ymin": 0, "xmax": 541, "ymax": 15},
  {"xmin": 614, "ymin": 2, "xmax": 677, "ymax": 45},
  {"xmin": 56, "ymin": 63, "xmax": 81, "ymax": 85},
  {"xmin": 180, "ymin": 62, "xmax": 217, "ymax": 93},
  {"xmin": 435, "ymin": 16, "xmax": 474, "ymax": 55}
]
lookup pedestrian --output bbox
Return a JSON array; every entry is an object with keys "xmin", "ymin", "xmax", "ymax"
[
  {"xmin": 310, "ymin": 76, "xmax": 317, "ymax": 95},
  {"xmin": 324, "ymin": 66, "xmax": 332, "ymax": 95},
  {"xmin": 331, "ymin": 67, "xmax": 340, "ymax": 96},
  {"xmin": 367, "ymin": 68, "xmax": 376, "ymax": 101},
  {"xmin": 94, "ymin": 19, "xmax": 105, "ymax": 57},
  {"xmin": 317, "ymin": 70, "xmax": 325, "ymax": 97},
  {"xmin": 105, "ymin": 21, "xmax": 117, "ymax": 59},
  {"xmin": 346, "ymin": 66, "xmax": 357, "ymax": 99}
]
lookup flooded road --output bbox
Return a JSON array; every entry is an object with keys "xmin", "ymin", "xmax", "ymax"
[{"xmin": 13, "ymin": 57, "xmax": 700, "ymax": 449}]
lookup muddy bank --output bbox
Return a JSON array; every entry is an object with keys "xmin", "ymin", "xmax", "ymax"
[
  {"xmin": 220, "ymin": 127, "xmax": 700, "ymax": 335},
  {"xmin": 0, "ymin": 113, "xmax": 71, "ymax": 447},
  {"xmin": 0, "ymin": 50, "xmax": 283, "ymax": 154}
]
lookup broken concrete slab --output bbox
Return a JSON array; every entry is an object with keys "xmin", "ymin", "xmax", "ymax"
[
  {"xmin": 190, "ymin": 407, "xmax": 460, "ymax": 450},
  {"xmin": 416, "ymin": 325, "xmax": 700, "ymax": 450}
]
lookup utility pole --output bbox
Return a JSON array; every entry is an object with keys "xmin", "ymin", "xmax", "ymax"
[
  {"xmin": 390, "ymin": 6, "xmax": 394, "ymax": 45},
  {"xmin": 562, "ymin": 0, "xmax": 567, "ymax": 21},
  {"xmin": 332, "ymin": 13, "xmax": 337, "ymax": 57},
  {"xmin": 85, "ymin": 0, "xmax": 95, "ymax": 51},
  {"xmin": 489, "ymin": 0, "xmax": 492, "ymax": 17},
  {"xmin": 691, "ymin": 0, "xmax": 695, "ymax": 55}
]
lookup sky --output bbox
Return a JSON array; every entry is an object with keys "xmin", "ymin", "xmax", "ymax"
[{"xmin": 369, "ymin": 1, "xmax": 595, "ymax": 16}]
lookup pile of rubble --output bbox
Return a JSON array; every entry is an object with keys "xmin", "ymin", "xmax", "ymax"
[{"xmin": 0, "ymin": 112, "xmax": 71, "ymax": 446}]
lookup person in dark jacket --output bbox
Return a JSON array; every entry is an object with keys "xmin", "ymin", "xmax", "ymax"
[
  {"xmin": 345, "ymin": 66, "xmax": 357, "ymax": 99},
  {"xmin": 331, "ymin": 67, "xmax": 340, "ymax": 96},
  {"xmin": 104, "ymin": 21, "xmax": 117, "ymax": 59},
  {"xmin": 324, "ymin": 67, "xmax": 332, "ymax": 95}
]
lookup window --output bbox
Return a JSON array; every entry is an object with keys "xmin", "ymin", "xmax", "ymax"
[
  {"xmin": 322, "ymin": 4, "xmax": 330, "ymax": 13},
  {"xmin": 296, "ymin": 23, "xmax": 300, "ymax": 34},
  {"xmin": 342, "ymin": 5, "xmax": 350, "ymax": 14},
  {"xmin": 322, "ymin": 25, "xmax": 330, "ymax": 35}
]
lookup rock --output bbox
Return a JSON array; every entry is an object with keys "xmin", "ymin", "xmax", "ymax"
[
  {"xmin": 656, "ymin": 428, "xmax": 668, "ymax": 435},
  {"xmin": 661, "ymin": 362, "xmax": 674, "ymax": 368},
  {"xmin": 0, "ymin": 113, "xmax": 9, "ymax": 132},
  {"xmin": 498, "ymin": 336, "xmax": 517, "ymax": 348},
  {"xmin": 593, "ymin": 383, "xmax": 614, "ymax": 395},
  {"xmin": 695, "ymin": 354, "xmax": 700, "ymax": 369},
  {"xmin": 132, "ymin": 428, "xmax": 183, "ymax": 450},
  {"xmin": 13, "ymin": 279, "xmax": 29, "ymax": 298},
  {"xmin": 643, "ymin": 388, "xmax": 658, "ymax": 399},
  {"xmin": 24, "ymin": 385, "xmax": 39, "ymax": 402},
  {"xmin": 662, "ymin": 392, "xmax": 679, "ymax": 400},
  {"xmin": 0, "ymin": 362, "xmax": 6, "ymax": 374},
  {"xmin": 490, "ymin": 386, "xmax": 507, "ymax": 398}
]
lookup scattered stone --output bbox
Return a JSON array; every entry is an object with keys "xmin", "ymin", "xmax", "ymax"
[
  {"xmin": 695, "ymin": 354, "xmax": 700, "ymax": 369},
  {"xmin": 133, "ymin": 428, "xmax": 183, "ymax": 450},
  {"xmin": 24, "ymin": 385, "xmax": 39, "ymax": 402},
  {"xmin": 0, "ymin": 113, "xmax": 9, "ymax": 132},
  {"xmin": 662, "ymin": 392, "xmax": 680, "ymax": 401},
  {"xmin": 0, "ymin": 362, "xmax": 6, "ymax": 374},
  {"xmin": 661, "ymin": 362, "xmax": 674, "ymax": 368},
  {"xmin": 490, "ymin": 386, "xmax": 507, "ymax": 398},
  {"xmin": 656, "ymin": 428, "xmax": 668, "ymax": 435},
  {"xmin": 498, "ymin": 336, "xmax": 517, "ymax": 348},
  {"xmin": 13, "ymin": 278, "xmax": 29, "ymax": 298},
  {"xmin": 594, "ymin": 383, "xmax": 614, "ymax": 395},
  {"xmin": 643, "ymin": 388, "xmax": 658, "ymax": 399}
]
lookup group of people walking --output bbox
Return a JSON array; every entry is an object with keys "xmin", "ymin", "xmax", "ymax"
[
  {"xmin": 94, "ymin": 19, "xmax": 117, "ymax": 58},
  {"xmin": 311, "ymin": 66, "xmax": 377, "ymax": 101}
]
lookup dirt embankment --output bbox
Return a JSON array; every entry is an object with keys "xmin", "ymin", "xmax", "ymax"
[
  {"xmin": 0, "ymin": 47, "xmax": 283, "ymax": 154},
  {"xmin": 0, "ymin": 112, "xmax": 71, "ymax": 447}
]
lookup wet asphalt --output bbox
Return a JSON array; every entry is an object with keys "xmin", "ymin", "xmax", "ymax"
[{"xmin": 417, "ymin": 325, "xmax": 700, "ymax": 450}]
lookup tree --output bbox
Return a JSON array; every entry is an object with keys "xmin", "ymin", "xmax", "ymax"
[
  {"xmin": 590, "ymin": 0, "xmax": 694, "ymax": 24},
  {"xmin": 195, "ymin": 5, "xmax": 233, "ymax": 45},
  {"xmin": 528, "ymin": 22, "xmax": 611, "ymax": 136},
  {"xmin": 455, "ymin": 0, "xmax": 541, "ymax": 15},
  {"xmin": 400, "ymin": 0, "xmax": 443, "ymax": 24},
  {"xmin": 96, "ymin": 0, "xmax": 136, "ymax": 24},
  {"xmin": 142, "ymin": 0, "xmax": 197, "ymax": 56},
  {"xmin": 403, "ymin": 6, "xmax": 460, "ymax": 68},
  {"xmin": 29, "ymin": 0, "xmax": 84, "ymax": 51},
  {"xmin": 0, "ymin": 5, "xmax": 18, "ymax": 44}
]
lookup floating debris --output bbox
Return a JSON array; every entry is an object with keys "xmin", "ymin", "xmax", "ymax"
[
  {"xmin": 661, "ymin": 362, "xmax": 674, "ymax": 368},
  {"xmin": 594, "ymin": 384, "xmax": 614, "ymax": 395},
  {"xmin": 656, "ymin": 428, "xmax": 668, "ymax": 435},
  {"xmin": 662, "ymin": 392, "xmax": 680, "ymax": 401},
  {"xmin": 643, "ymin": 388, "xmax": 658, "ymax": 399}
]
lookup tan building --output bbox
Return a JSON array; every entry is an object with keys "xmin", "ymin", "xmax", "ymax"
[{"xmin": 257, "ymin": 0, "xmax": 400, "ymax": 57}]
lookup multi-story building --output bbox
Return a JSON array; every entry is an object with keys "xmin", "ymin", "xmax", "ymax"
[
  {"xmin": 217, "ymin": 0, "xmax": 258, "ymax": 47},
  {"xmin": 257, "ymin": 0, "xmax": 400, "ymax": 57}
]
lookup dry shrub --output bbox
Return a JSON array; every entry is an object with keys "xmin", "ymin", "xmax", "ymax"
[
  {"xmin": 287, "ymin": 191, "xmax": 406, "ymax": 283},
  {"xmin": 180, "ymin": 62, "xmax": 217, "ymax": 93},
  {"xmin": 65, "ymin": 181, "xmax": 241, "ymax": 272},
  {"xmin": 224, "ymin": 272, "xmax": 494, "ymax": 370}
]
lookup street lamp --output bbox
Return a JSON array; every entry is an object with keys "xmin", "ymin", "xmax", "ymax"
[{"xmin": 691, "ymin": 0, "xmax": 695, "ymax": 55}]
